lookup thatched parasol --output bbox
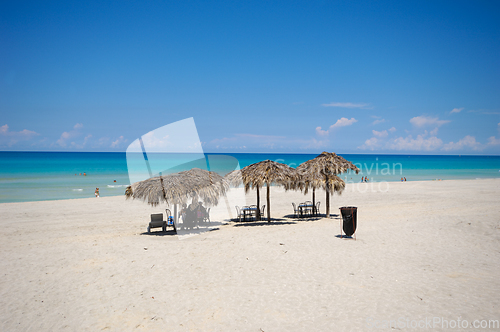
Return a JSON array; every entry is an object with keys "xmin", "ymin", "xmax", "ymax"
[
  {"xmin": 225, "ymin": 160, "xmax": 297, "ymax": 222},
  {"xmin": 125, "ymin": 168, "xmax": 228, "ymax": 207},
  {"xmin": 296, "ymin": 152, "xmax": 359, "ymax": 217},
  {"xmin": 224, "ymin": 169, "xmax": 244, "ymax": 188},
  {"xmin": 224, "ymin": 168, "xmax": 262, "ymax": 220},
  {"xmin": 294, "ymin": 169, "xmax": 345, "ymax": 215}
]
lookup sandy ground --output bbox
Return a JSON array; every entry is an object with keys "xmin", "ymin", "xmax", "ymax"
[{"xmin": 1, "ymin": 179, "xmax": 500, "ymax": 331}]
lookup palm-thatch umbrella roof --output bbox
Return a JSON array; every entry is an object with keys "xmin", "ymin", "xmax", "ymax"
[
  {"xmin": 125, "ymin": 168, "xmax": 228, "ymax": 207},
  {"xmin": 224, "ymin": 160, "xmax": 298, "ymax": 222},
  {"xmin": 296, "ymin": 152, "xmax": 359, "ymax": 217},
  {"xmin": 292, "ymin": 169, "xmax": 345, "ymax": 216},
  {"xmin": 224, "ymin": 169, "xmax": 244, "ymax": 188}
]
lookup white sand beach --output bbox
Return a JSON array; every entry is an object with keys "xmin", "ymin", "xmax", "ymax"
[{"xmin": 1, "ymin": 179, "xmax": 499, "ymax": 331}]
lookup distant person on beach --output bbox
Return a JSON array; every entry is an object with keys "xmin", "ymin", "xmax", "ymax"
[
  {"xmin": 180, "ymin": 203, "xmax": 187, "ymax": 222},
  {"xmin": 185, "ymin": 202, "xmax": 199, "ymax": 229},
  {"xmin": 95, "ymin": 188, "xmax": 99, "ymax": 197},
  {"xmin": 401, "ymin": 177, "xmax": 404, "ymax": 182},
  {"xmin": 404, "ymin": 177, "xmax": 406, "ymax": 182},
  {"xmin": 84, "ymin": 172, "xmax": 86, "ymax": 176},
  {"xmin": 196, "ymin": 202, "xmax": 206, "ymax": 223}
]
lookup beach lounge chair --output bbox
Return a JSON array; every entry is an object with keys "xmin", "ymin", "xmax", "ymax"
[
  {"xmin": 148, "ymin": 213, "xmax": 166, "ymax": 233},
  {"xmin": 292, "ymin": 203, "xmax": 299, "ymax": 218},
  {"xmin": 235, "ymin": 206, "xmax": 243, "ymax": 222},
  {"xmin": 315, "ymin": 202, "xmax": 321, "ymax": 216},
  {"xmin": 204, "ymin": 207, "xmax": 211, "ymax": 223}
]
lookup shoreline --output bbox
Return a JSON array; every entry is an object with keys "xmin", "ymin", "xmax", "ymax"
[{"xmin": 2, "ymin": 177, "xmax": 500, "ymax": 205}]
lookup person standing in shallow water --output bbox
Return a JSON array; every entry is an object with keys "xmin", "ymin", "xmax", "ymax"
[{"xmin": 95, "ymin": 188, "xmax": 99, "ymax": 197}]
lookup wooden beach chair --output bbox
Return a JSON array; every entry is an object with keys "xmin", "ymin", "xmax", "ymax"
[
  {"xmin": 148, "ymin": 213, "xmax": 166, "ymax": 233},
  {"xmin": 204, "ymin": 207, "xmax": 210, "ymax": 223}
]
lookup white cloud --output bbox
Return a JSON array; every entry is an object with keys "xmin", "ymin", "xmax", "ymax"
[
  {"xmin": 487, "ymin": 136, "xmax": 500, "ymax": 145},
  {"xmin": 0, "ymin": 124, "xmax": 38, "ymax": 138},
  {"xmin": 372, "ymin": 130, "xmax": 388, "ymax": 138},
  {"xmin": 0, "ymin": 124, "xmax": 39, "ymax": 146},
  {"xmin": 302, "ymin": 138, "xmax": 329, "ymax": 149},
  {"xmin": 321, "ymin": 102, "xmax": 370, "ymax": 109},
  {"xmin": 430, "ymin": 127, "xmax": 439, "ymax": 136},
  {"xmin": 316, "ymin": 126, "xmax": 329, "ymax": 137},
  {"xmin": 316, "ymin": 117, "xmax": 358, "ymax": 137},
  {"xmin": 332, "ymin": 117, "xmax": 358, "ymax": 128},
  {"xmin": 410, "ymin": 116, "xmax": 450, "ymax": 127},
  {"xmin": 450, "ymin": 108, "xmax": 464, "ymax": 114},
  {"xmin": 359, "ymin": 137, "xmax": 380, "ymax": 151},
  {"xmin": 387, "ymin": 135, "xmax": 443, "ymax": 151},
  {"xmin": 442, "ymin": 135, "xmax": 482, "ymax": 151},
  {"xmin": 372, "ymin": 119, "xmax": 385, "ymax": 125},
  {"xmin": 388, "ymin": 127, "xmax": 396, "ymax": 133},
  {"xmin": 57, "ymin": 132, "xmax": 71, "ymax": 147},
  {"xmin": 358, "ymin": 134, "xmax": 444, "ymax": 151},
  {"xmin": 69, "ymin": 135, "xmax": 92, "ymax": 149},
  {"xmin": 139, "ymin": 131, "xmax": 173, "ymax": 149},
  {"xmin": 111, "ymin": 135, "xmax": 127, "ymax": 148},
  {"xmin": 56, "ymin": 123, "xmax": 83, "ymax": 147},
  {"xmin": 84, "ymin": 134, "xmax": 92, "ymax": 140}
]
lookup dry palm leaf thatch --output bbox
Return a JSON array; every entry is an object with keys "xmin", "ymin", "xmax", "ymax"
[
  {"xmin": 227, "ymin": 160, "xmax": 298, "ymax": 222},
  {"xmin": 125, "ymin": 168, "xmax": 228, "ymax": 207},
  {"xmin": 224, "ymin": 169, "xmax": 244, "ymax": 188},
  {"xmin": 293, "ymin": 169, "xmax": 345, "ymax": 215},
  {"xmin": 296, "ymin": 152, "xmax": 359, "ymax": 217}
]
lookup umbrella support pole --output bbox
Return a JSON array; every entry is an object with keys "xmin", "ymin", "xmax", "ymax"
[
  {"xmin": 174, "ymin": 204, "xmax": 178, "ymax": 232},
  {"xmin": 224, "ymin": 196, "xmax": 233, "ymax": 221}
]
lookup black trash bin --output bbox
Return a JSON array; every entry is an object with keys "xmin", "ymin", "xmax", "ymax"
[{"xmin": 340, "ymin": 206, "xmax": 357, "ymax": 237}]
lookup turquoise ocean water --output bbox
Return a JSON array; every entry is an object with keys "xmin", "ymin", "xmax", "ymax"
[{"xmin": 1, "ymin": 151, "xmax": 500, "ymax": 203}]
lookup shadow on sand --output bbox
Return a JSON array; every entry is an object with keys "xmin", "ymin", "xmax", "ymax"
[
  {"xmin": 232, "ymin": 219, "xmax": 296, "ymax": 227},
  {"xmin": 283, "ymin": 213, "xmax": 326, "ymax": 221},
  {"xmin": 140, "ymin": 230, "xmax": 177, "ymax": 236},
  {"xmin": 334, "ymin": 234, "xmax": 355, "ymax": 240},
  {"xmin": 140, "ymin": 221, "xmax": 226, "ymax": 236}
]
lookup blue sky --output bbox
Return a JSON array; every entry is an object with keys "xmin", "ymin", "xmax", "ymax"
[{"xmin": 1, "ymin": 0, "xmax": 499, "ymax": 154}]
